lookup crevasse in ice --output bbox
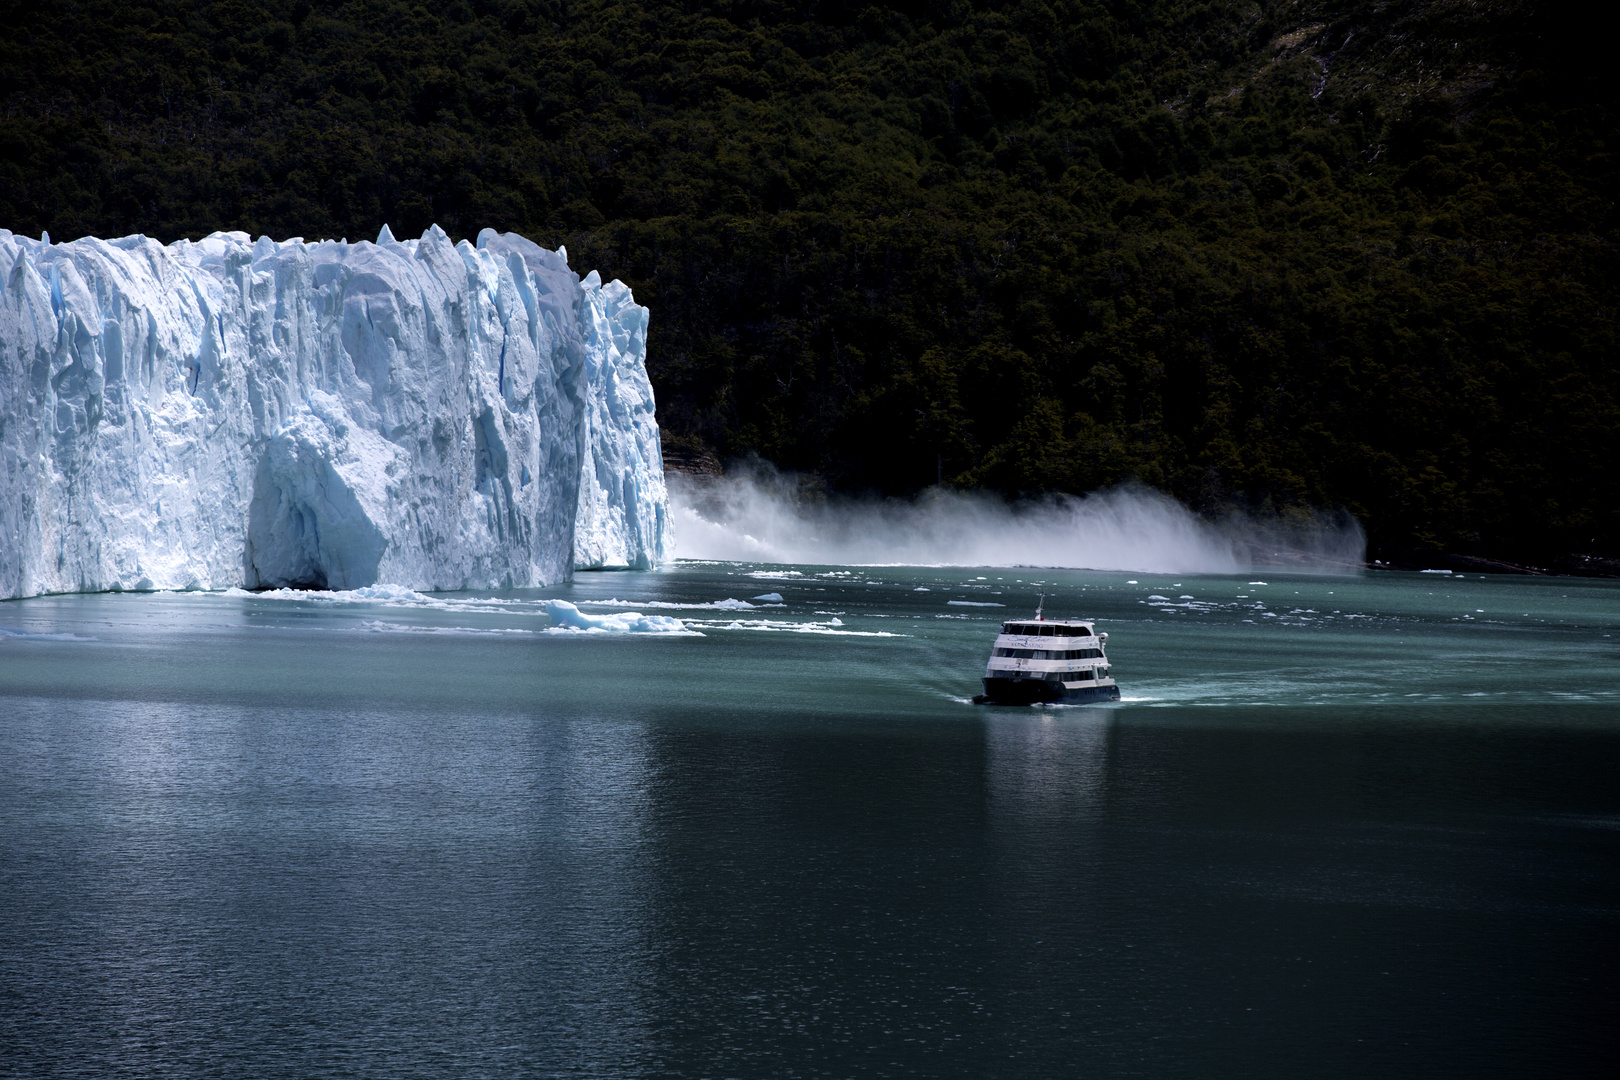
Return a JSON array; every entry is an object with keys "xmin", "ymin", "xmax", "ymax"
[{"xmin": 0, "ymin": 225, "xmax": 673, "ymax": 600}]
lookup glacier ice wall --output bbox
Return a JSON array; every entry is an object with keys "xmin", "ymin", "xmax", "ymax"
[
  {"xmin": 0, "ymin": 225, "xmax": 672, "ymax": 600},
  {"xmin": 573, "ymin": 269, "xmax": 673, "ymax": 571}
]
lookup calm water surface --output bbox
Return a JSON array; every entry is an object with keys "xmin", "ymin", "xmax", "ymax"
[{"xmin": 2, "ymin": 565, "xmax": 1617, "ymax": 1077}]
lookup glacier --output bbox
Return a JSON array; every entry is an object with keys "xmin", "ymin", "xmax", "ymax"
[{"xmin": 0, "ymin": 225, "xmax": 673, "ymax": 600}]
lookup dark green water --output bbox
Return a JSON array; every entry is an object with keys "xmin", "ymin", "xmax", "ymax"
[{"xmin": 2, "ymin": 564, "xmax": 1617, "ymax": 1077}]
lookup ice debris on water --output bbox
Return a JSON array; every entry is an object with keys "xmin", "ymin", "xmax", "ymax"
[
  {"xmin": 0, "ymin": 226, "xmax": 673, "ymax": 600},
  {"xmin": 582, "ymin": 597, "xmax": 757, "ymax": 610},
  {"xmin": 543, "ymin": 599, "xmax": 695, "ymax": 634},
  {"xmin": 0, "ymin": 626, "xmax": 94, "ymax": 641},
  {"xmin": 751, "ymin": 592, "xmax": 784, "ymax": 602}
]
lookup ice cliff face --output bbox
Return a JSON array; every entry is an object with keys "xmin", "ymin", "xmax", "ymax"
[{"xmin": 0, "ymin": 225, "xmax": 672, "ymax": 600}]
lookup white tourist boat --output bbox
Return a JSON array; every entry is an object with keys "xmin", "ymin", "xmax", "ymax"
[{"xmin": 973, "ymin": 599, "xmax": 1120, "ymax": 705}]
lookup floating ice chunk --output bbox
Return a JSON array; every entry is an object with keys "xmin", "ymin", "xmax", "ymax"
[
  {"xmin": 947, "ymin": 600, "xmax": 1005, "ymax": 607},
  {"xmin": 1147, "ymin": 594, "xmax": 1169, "ymax": 601},
  {"xmin": 543, "ymin": 599, "xmax": 694, "ymax": 634},
  {"xmin": 751, "ymin": 592, "xmax": 784, "ymax": 602}
]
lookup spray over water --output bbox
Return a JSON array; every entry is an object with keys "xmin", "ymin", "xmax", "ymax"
[{"xmin": 669, "ymin": 466, "xmax": 1364, "ymax": 574}]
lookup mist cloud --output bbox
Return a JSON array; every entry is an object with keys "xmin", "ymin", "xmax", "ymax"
[{"xmin": 668, "ymin": 467, "xmax": 1364, "ymax": 574}]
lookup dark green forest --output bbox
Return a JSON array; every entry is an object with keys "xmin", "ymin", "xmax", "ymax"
[{"xmin": 2, "ymin": 0, "xmax": 1615, "ymax": 566}]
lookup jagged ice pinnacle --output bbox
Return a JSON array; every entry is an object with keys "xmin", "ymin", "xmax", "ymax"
[{"xmin": 0, "ymin": 225, "xmax": 673, "ymax": 599}]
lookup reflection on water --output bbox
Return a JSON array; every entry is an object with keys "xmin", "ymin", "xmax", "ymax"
[
  {"xmin": 985, "ymin": 709, "xmax": 1113, "ymax": 818},
  {"xmin": 2, "ymin": 696, "xmax": 667, "ymax": 1076}
]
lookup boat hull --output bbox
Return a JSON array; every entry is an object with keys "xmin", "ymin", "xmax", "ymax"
[{"xmin": 974, "ymin": 678, "xmax": 1121, "ymax": 706}]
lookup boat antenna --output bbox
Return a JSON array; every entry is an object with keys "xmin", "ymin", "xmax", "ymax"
[{"xmin": 1035, "ymin": 593, "xmax": 1045, "ymax": 621}]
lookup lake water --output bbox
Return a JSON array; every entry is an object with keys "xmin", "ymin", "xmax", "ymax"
[{"xmin": 2, "ymin": 564, "xmax": 1617, "ymax": 1077}]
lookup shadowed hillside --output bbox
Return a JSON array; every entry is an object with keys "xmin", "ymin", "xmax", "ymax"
[{"xmin": 2, "ymin": 1, "xmax": 1614, "ymax": 567}]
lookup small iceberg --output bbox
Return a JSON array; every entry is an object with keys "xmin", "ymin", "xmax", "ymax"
[
  {"xmin": 752, "ymin": 592, "xmax": 785, "ymax": 602},
  {"xmin": 544, "ymin": 600, "xmax": 698, "ymax": 635}
]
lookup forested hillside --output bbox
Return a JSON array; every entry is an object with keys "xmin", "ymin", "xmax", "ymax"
[{"xmin": 2, "ymin": 1, "xmax": 1615, "ymax": 566}]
